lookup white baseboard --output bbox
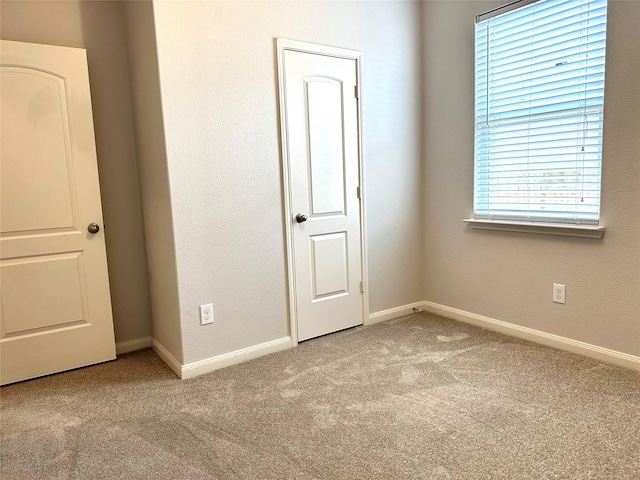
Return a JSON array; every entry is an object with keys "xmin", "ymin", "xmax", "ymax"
[
  {"xmin": 151, "ymin": 338, "xmax": 182, "ymax": 378},
  {"xmin": 420, "ymin": 301, "xmax": 640, "ymax": 372},
  {"xmin": 181, "ymin": 337, "xmax": 292, "ymax": 380},
  {"xmin": 151, "ymin": 336, "xmax": 292, "ymax": 380},
  {"xmin": 115, "ymin": 336, "xmax": 152, "ymax": 355},
  {"xmin": 149, "ymin": 302, "xmax": 639, "ymax": 377},
  {"xmin": 368, "ymin": 302, "xmax": 424, "ymax": 325}
]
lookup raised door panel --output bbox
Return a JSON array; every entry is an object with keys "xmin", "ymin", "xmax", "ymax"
[
  {"xmin": 1, "ymin": 253, "xmax": 87, "ymax": 335},
  {"xmin": 310, "ymin": 232, "xmax": 349, "ymax": 300},
  {"xmin": 306, "ymin": 78, "xmax": 346, "ymax": 217},
  {"xmin": 1, "ymin": 67, "xmax": 77, "ymax": 234}
]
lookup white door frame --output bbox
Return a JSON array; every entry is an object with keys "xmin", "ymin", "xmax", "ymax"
[{"xmin": 276, "ymin": 38, "xmax": 369, "ymax": 346}]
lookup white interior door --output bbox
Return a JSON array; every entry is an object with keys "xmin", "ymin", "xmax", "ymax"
[
  {"xmin": 279, "ymin": 42, "xmax": 365, "ymax": 342},
  {"xmin": 0, "ymin": 40, "xmax": 116, "ymax": 385}
]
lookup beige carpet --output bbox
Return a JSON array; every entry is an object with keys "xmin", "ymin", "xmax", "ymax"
[{"xmin": 1, "ymin": 312, "xmax": 639, "ymax": 479}]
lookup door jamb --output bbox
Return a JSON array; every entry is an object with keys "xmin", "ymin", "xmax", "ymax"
[{"xmin": 275, "ymin": 38, "xmax": 369, "ymax": 347}]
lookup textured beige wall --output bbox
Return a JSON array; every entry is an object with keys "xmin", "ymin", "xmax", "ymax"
[
  {"xmin": 150, "ymin": 0, "xmax": 424, "ymax": 364},
  {"xmin": 1, "ymin": 1, "xmax": 153, "ymax": 345},
  {"xmin": 123, "ymin": 1, "xmax": 184, "ymax": 361},
  {"xmin": 422, "ymin": 1, "xmax": 640, "ymax": 356}
]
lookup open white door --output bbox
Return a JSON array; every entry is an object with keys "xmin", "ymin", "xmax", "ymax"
[
  {"xmin": 277, "ymin": 40, "xmax": 367, "ymax": 342},
  {"xmin": 0, "ymin": 40, "xmax": 116, "ymax": 385}
]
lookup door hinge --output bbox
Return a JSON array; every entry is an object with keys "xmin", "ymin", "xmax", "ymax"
[
  {"xmin": 354, "ymin": 85, "xmax": 359, "ymax": 99},
  {"xmin": 360, "ymin": 281, "xmax": 364, "ymax": 293},
  {"xmin": 356, "ymin": 186, "xmax": 361, "ymax": 199}
]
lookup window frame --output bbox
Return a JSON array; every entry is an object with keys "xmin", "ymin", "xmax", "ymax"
[{"xmin": 465, "ymin": 0, "xmax": 607, "ymax": 238}]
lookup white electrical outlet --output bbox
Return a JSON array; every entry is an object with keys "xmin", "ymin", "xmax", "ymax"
[
  {"xmin": 200, "ymin": 303, "xmax": 214, "ymax": 325},
  {"xmin": 553, "ymin": 284, "xmax": 566, "ymax": 304}
]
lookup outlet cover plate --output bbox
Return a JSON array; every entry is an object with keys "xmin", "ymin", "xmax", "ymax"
[
  {"xmin": 200, "ymin": 303, "xmax": 214, "ymax": 325},
  {"xmin": 553, "ymin": 284, "xmax": 565, "ymax": 304}
]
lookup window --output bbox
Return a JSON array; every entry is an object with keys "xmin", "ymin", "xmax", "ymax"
[{"xmin": 473, "ymin": 0, "xmax": 608, "ymax": 230}]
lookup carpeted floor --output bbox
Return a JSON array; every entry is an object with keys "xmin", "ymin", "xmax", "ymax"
[{"xmin": 1, "ymin": 312, "xmax": 639, "ymax": 479}]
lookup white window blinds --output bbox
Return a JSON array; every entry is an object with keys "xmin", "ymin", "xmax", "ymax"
[{"xmin": 474, "ymin": 0, "xmax": 608, "ymax": 225}]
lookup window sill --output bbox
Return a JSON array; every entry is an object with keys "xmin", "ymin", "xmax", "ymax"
[{"xmin": 463, "ymin": 219, "xmax": 605, "ymax": 238}]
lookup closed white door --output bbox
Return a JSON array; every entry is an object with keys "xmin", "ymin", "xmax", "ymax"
[
  {"xmin": 0, "ymin": 40, "xmax": 116, "ymax": 385},
  {"xmin": 280, "ymin": 44, "xmax": 364, "ymax": 342}
]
